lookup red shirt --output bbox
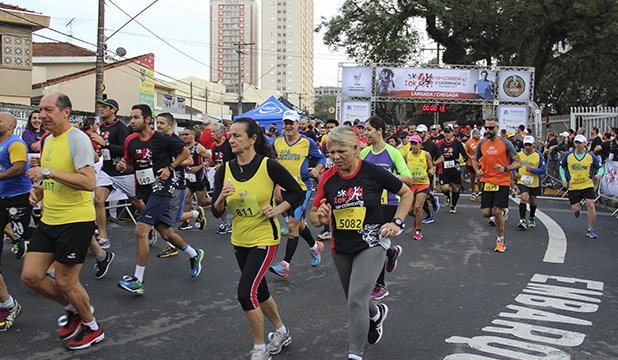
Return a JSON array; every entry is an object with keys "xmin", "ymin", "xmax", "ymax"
[{"xmin": 199, "ymin": 128, "xmax": 215, "ymax": 150}]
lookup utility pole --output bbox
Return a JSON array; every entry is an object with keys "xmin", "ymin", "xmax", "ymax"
[
  {"xmin": 95, "ymin": 0, "xmax": 105, "ymax": 115},
  {"xmin": 204, "ymin": 87, "xmax": 208, "ymax": 115},
  {"xmin": 190, "ymin": 82, "xmax": 193, "ymax": 122},
  {"xmin": 234, "ymin": 42, "xmax": 254, "ymax": 116}
]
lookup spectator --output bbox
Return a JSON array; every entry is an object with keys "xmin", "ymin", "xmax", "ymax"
[{"xmin": 22, "ymin": 111, "xmax": 43, "ymax": 153}]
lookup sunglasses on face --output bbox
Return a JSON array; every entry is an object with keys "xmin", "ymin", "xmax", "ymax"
[
  {"xmin": 524, "ymin": 143, "xmax": 533, "ymax": 146},
  {"xmin": 485, "ymin": 126, "xmax": 497, "ymax": 130},
  {"xmin": 574, "ymin": 141, "xmax": 583, "ymax": 144}
]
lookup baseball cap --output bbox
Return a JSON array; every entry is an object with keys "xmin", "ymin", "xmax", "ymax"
[
  {"xmin": 282, "ymin": 109, "xmax": 300, "ymax": 122},
  {"xmin": 430, "ymin": 124, "xmax": 440, "ymax": 130},
  {"xmin": 399, "ymin": 131, "xmax": 409, "ymax": 138},
  {"xmin": 507, "ymin": 131, "xmax": 516, "ymax": 137},
  {"xmin": 416, "ymin": 124, "xmax": 428, "ymax": 132},
  {"xmin": 471, "ymin": 128, "xmax": 480, "ymax": 135},
  {"xmin": 410, "ymin": 134, "xmax": 423, "ymax": 143},
  {"xmin": 465, "ymin": 125, "xmax": 472, "ymax": 130},
  {"xmin": 560, "ymin": 131, "xmax": 570, "ymax": 137},
  {"xmin": 357, "ymin": 121, "xmax": 365, "ymax": 128},
  {"xmin": 574, "ymin": 134, "xmax": 587, "ymax": 143},
  {"xmin": 523, "ymin": 136, "xmax": 535, "ymax": 144},
  {"xmin": 444, "ymin": 125, "xmax": 454, "ymax": 132},
  {"xmin": 96, "ymin": 99, "xmax": 119, "ymax": 111}
]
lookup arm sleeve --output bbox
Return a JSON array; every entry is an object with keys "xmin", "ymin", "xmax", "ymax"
[
  {"xmin": 560, "ymin": 152, "xmax": 569, "ymax": 168},
  {"xmin": 68, "ymin": 130, "xmax": 95, "ymax": 170},
  {"xmin": 503, "ymin": 138, "xmax": 518, "ymax": 157},
  {"xmin": 560, "ymin": 166, "xmax": 567, "ymax": 182},
  {"xmin": 267, "ymin": 159, "xmax": 305, "ymax": 209},
  {"xmin": 308, "ymin": 138, "xmax": 326, "ymax": 166},
  {"xmin": 475, "ymin": 140, "xmax": 484, "ymax": 161},
  {"xmin": 591, "ymin": 152, "xmax": 602, "ymax": 170},
  {"xmin": 110, "ymin": 123, "xmax": 129, "ymax": 158},
  {"xmin": 531, "ymin": 151, "xmax": 546, "ymax": 175},
  {"xmin": 458, "ymin": 142, "xmax": 468, "ymax": 162},
  {"xmin": 8, "ymin": 141, "xmax": 28, "ymax": 164},
  {"xmin": 598, "ymin": 166, "xmax": 605, "ymax": 177},
  {"xmin": 210, "ymin": 165, "xmax": 226, "ymax": 218},
  {"xmin": 124, "ymin": 136, "xmax": 133, "ymax": 162},
  {"xmin": 388, "ymin": 146, "xmax": 411, "ymax": 177}
]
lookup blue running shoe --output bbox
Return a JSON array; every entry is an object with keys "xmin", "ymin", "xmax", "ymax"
[
  {"xmin": 574, "ymin": 211, "xmax": 580, "ymax": 218},
  {"xmin": 432, "ymin": 196, "xmax": 440, "ymax": 213},
  {"xmin": 269, "ymin": 261, "xmax": 289, "ymax": 279},
  {"xmin": 190, "ymin": 249, "xmax": 204, "ymax": 277},
  {"xmin": 280, "ymin": 221, "xmax": 289, "ymax": 235},
  {"xmin": 586, "ymin": 229, "xmax": 598, "ymax": 239},
  {"xmin": 118, "ymin": 275, "xmax": 144, "ymax": 295},
  {"xmin": 422, "ymin": 216, "xmax": 434, "ymax": 224},
  {"xmin": 310, "ymin": 241, "xmax": 324, "ymax": 267}
]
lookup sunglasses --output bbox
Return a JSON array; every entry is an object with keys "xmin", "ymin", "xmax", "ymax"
[
  {"xmin": 485, "ymin": 126, "xmax": 497, "ymax": 130},
  {"xmin": 524, "ymin": 143, "xmax": 533, "ymax": 146},
  {"xmin": 410, "ymin": 141, "xmax": 419, "ymax": 145},
  {"xmin": 574, "ymin": 141, "xmax": 583, "ymax": 144}
]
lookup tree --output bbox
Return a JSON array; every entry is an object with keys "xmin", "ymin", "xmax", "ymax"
[
  {"xmin": 311, "ymin": 95, "xmax": 337, "ymax": 120},
  {"xmin": 317, "ymin": 0, "xmax": 618, "ymax": 112}
]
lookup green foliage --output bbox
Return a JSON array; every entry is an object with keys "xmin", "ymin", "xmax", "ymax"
[{"xmin": 311, "ymin": 95, "xmax": 338, "ymax": 120}]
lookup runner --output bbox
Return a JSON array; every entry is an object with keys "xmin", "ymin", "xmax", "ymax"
[
  {"xmin": 416, "ymin": 124, "xmax": 443, "ymax": 224},
  {"xmin": 211, "ymin": 122, "xmax": 236, "ymax": 235},
  {"xmin": 438, "ymin": 125, "xmax": 468, "ymax": 213},
  {"xmin": 472, "ymin": 117, "xmax": 522, "ymax": 252},
  {"xmin": 514, "ymin": 136, "xmax": 546, "ymax": 229},
  {"xmin": 560, "ymin": 134, "xmax": 603, "ymax": 238},
  {"xmin": 22, "ymin": 93, "xmax": 104, "ymax": 349},
  {"xmin": 309, "ymin": 125, "xmax": 413, "ymax": 360},
  {"xmin": 116, "ymin": 105, "xmax": 204, "ymax": 294},
  {"xmin": 179, "ymin": 126, "xmax": 212, "ymax": 231},
  {"xmin": 406, "ymin": 134, "xmax": 435, "ymax": 240},
  {"xmin": 212, "ymin": 117, "xmax": 303, "ymax": 360},
  {"xmin": 316, "ymin": 119, "xmax": 339, "ymax": 240},
  {"xmin": 91, "ymin": 99, "xmax": 144, "ymax": 249},
  {"xmin": 269, "ymin": 110, "xmax": 326, "ymax": 279},
  {"xmin": 465, "ymin": 129, "xmax": 482, "ymax": 201}
]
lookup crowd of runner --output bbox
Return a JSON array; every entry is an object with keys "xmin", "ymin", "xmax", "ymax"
[{"xmin": 1, "ymin": 93, "xmax": 616, "ymax": 360}]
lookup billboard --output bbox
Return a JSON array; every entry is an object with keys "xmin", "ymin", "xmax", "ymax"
[
  {"xmin": 342, "ymin": 67, "xmax": 373, "ymax": 97},
  {"xmin": 139, "ymin": 54, "xmax": 155, "ymax": 112},
  {"xmin": 341, "ymin": 101, "xmax": 371, "ymax": 123},
  {"xmin": 162, "ymin": 94, "xmax": 186, "ymax": 113},
  {"xmin": 498, "ymin": 71, "xmax": 531, "ymax": 102},
  {"xmin": 499, "ymin": 105, "xmax": 528, "ymax": 133}
]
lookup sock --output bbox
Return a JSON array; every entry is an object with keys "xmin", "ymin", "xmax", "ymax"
[
  {"xmin": 134, "ymin": 265, "xmax": 145, "ymax": 283},
  {"xmin": 386, "ymin": 248, "xmax": 395, "ymax": 259},
  {"xmin": 283, "ymin": 215, "xmax": 289, "ymax": 223},
  {"xmin": 497, "ymin": 236, "xmax": 505, "ymax": 243},
  {"xmin": 64, "ymin": 303, "xmax": 77, "ymax": 313},
  {"xmin": 283, "ymin": 236, "xmax": 299, "ymax": 263},
  {"xmin": 519, "ymin": 203, "xmax": 527, "ymax": 219},
  {"xmin": 452, "ymin": 191, "xmax": 460, "ymax": 206},
  {"xmin": 222, "ymin": 216, "xmax": 230, "ymax": 225},
  {"xmin": 191, "ymin": 210, "xmax": 199, "ymax": 218},
  {"xmin": 182, "ymin": 245, "xmax": 198, "ymax": 258},
  {"xmin": 324, "ymin": 223, "xmax": 330, "ymax": 232},
  {"xmin": 299, "ymin": 226, "xmax": 316, "ymax": 247},
  {"xmin": 84, "ymin": 318, "xmax": 99, "ymax": 331},
  {"xmin": 254, "ymin": 344, "xmax": 267, "ymax": 352},
  {"xmin": 0, "ymin": 295, "xmax": 14, "ymax": 309},
  {"xmin": 96, "ymin": 251, "xmax": 107, "ymax": 262},
  {"xmin": 423, "ymin": 200, "xmax": 431, "ymax": 217},
  {"xmin": 530, "ymin": 205, "xmax": 537, "ymax": 218},
  {"xmin": 276, "ymin": 325, "xmax": 287, "ymax": 334}
]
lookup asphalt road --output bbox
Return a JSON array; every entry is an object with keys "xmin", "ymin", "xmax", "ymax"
[{"xmin": 1, "ymin": 193, "xmax": 617, "ymax": 360}]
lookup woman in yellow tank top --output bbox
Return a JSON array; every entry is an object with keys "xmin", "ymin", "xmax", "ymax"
[{"xmin": 405, "ymin": 135, "xmax": 435, "ymax": 240}]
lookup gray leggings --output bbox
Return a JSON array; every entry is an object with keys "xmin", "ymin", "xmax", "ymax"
[{"xmin": 332, "ymin": 246, "xmax": 386, "ymax": 357}]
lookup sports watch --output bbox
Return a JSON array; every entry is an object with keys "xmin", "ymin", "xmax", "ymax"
[{"xmin": 42, "ymin": 168, "xmax": 51, "ymax": 179}]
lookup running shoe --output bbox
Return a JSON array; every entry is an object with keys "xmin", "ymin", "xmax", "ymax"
[
  {"xmin": 586, "ymin": 229, "xmax": 598, "ymax": 239},
  {"xmin": 422, "ymin": 216, "xmax": 434, "ymax": 224},
  {"xmin": 574, "ymin": 211, "xmax": 581, "ymax": 218},
  {"xmin": 449, "ymin": 206, "xmax": 456, "ymax": 214},
  {"xmin": 157, "ymin": 244, "xmax": 178, "ymax": 258},
  {"xmin": 11, "ymin": 240, "xmax": 27, "ymax": 260},
  {"xmin": 97, "ymin": 237, "xmax": 111, "ymax": 250},
  {"xmin": 106, "ymin": 215, "xmax": 117, "ymax": 223},
  {"xmin": 217, "ymin": 223, "xmax": 232, "ymax": 234},
  {"xmin": 59, "ymin": 311, "xmax": 83, "ymax": 340},
  {"xmin": 250, "ymin": 348, "xmax": 272, "ymax": 360},
  {"xmin": 503, "ymin": 208, "xmax": 509, "ymax": 221},
  {"xmin": 432, "ymin": 196, "xmax": 440, "ymax": 212},
  {"xmin": 370, "ymin": 284, "xmax": 389, "ymax": 300},
  {"xmin": 0, "ymin": 299, "xmax": 22, "ymax": 331},
  {"xmin": 386, "ymin": 245, "xmax": 403, "ymax": 273},
  {"xmin": 269, "ymin": 261, "xmax": 289, "ymax": 279},
  {"xmin": 148, "ymin": 227, "xmax": 157, "ymax": 246},
  {"xmin": 517, "ymin": 219, "xmax": 527, "ymax": 229},
  {"xmin": 189, "ymin": 249, "xmax": 205, "ymax": 277},
  {"xmin": 368, "ymin": 303, "xmax": 389, "ymax": 345},
  {"xmin": 494, "ymin": 240, "xmax": 506, "ymax": 252},
  {"xmin": 94, "ymin": 251, "xmax": 114, "ymax": 279},
  {"xmin": 470, "ymin": 193, "xmax": 476, "ymax": 202},
  {"xmin": 413, "ymin": 229, "xmax": 423, "ymax": 240},
  {"xmin": 317, "ymin": 230, "xmax": 331, "ymax": 240},
  {"xmin": 528, "ymin": 217, "xmax": 536, "ymax": 228},
  {"xmin": 280, "ymin": 221, "xmax": 289, "ymax": 235},
  {"xmin": 445, "ymin": 196, "xmax": 451, "ymax": 207},
  {"xmin": 488, "ymin": 216, "xmax": 496, "ymax": 226},
  {"xmin": 195, "ymin": 207, "xmax": 207, "ymax": 230},
  {"xmin": 267, "ymin": 329, "xmax": 292, "ymax": 354},
  {"xmin": 310, "ymin": 241, "xmax": 324, "ymax": 267},
  {"xmin": 66, "ymin": 323, "xmax": 105, "ymax": 350},
  {"xmin": 118, "ymin": 275, "xmax": 144, "ymax": 295},
  {"xmin": 510, "ymin": 188, "xmax": 517, "ymax": 197},
  {"xmin": 178, "ymin": 220, "xmax": 193, "ymax": 230}
]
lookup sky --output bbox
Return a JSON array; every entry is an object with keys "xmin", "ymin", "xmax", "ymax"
[{"xmin": 14, "ymin": 0, "xmax": 434, "ymax": 97}]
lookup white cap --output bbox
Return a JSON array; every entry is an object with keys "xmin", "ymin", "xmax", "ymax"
[
  {"xmin": 560, "ymin": 131, "xmax": 570, "ymax": 137},
  {"xmin": 574, "ymin": 134, "xmax": 587, "ymax": 143},
  {"xmin": 282, "ymin": 109, "xmax": 300, "ymax": 122},
  {"xmin": 523, "ymin": 135, "xmax": 535, "ymax": 144},
  {"xmin": 416, "ymin": 124, "xmax": 428, "ymax": 132},
  {"xmin": 524, "ymin": 129, "xmax": 530, "ymax": 134}
]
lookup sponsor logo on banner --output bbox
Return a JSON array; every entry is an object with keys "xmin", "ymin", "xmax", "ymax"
[
  {"xmin": 342, "ymin": 67, "xmax": 373, "ymax": 97},
  {"xmin": 502, "ymin": 74, "xmax": 526, "ymax": 98},
  {"xmin": 341, "ymin": 101, "xmax": 371, "ymax": 123},
  {"xmin": 257, "ymin": 102, "xmax": 284, "ymax": 115}
]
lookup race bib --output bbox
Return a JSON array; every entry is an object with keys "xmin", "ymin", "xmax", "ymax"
[
  {"xmin": 333, "ymin": 207, "xmax": 366, "ymax": 230},
  {"xmin": 325, "ymin": 157, "xmax": 335, "ymax": 169},
  {"xmin": 227, "ymin": 193, "xmax": 260, "ymax": 217},
  {"xmin": 43, "ymin": 179, "xmax": 60, "ymax": 192},
  {"xmin": 521, "ymin": 175, "xmax": 534, "ymax": 185},
  {"xmin": 101, "ymin": 148, "xmax": 111, "ymax": 161},
  {"xmin": 484, "ymin": 183, "xmax": 499, "ymax": 191},
  {"xmin": 185, "ymin": 171, "xmax": 197, "ymax": 182},
  {"xmin": 136, "ymin": 168, "xmax": 156, "ymax": 185},
  {"xmin": 381, "ymin": 189, "xmax": 388, "ymax": 204},
  {"xmin": 443, "ymin": 160, "xmax": 455, "ymax": 169}
]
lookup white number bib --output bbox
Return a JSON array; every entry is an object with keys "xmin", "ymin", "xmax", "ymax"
[
  {"xmin": 136, "ymin": 168, "xmax": 156, "ymax": 185},
  {"xmin": 521, "ymin": 175, "xmax": 534, "ymax": 185},
  {"xmin": 185, "ymin": 171, "xmax": 196, "ymax": 182},
  {"xmin": 101, "ymin": 148, "xmax": 111, "ymax": 161},
  {"xmin": 443, "ymin": 160, "xmax": 455, "ymax": 169}
]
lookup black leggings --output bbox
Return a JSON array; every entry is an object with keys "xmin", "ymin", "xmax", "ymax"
[{"xmin": 234, "ymin": 245, "xmax": 277, "ymax": 311}]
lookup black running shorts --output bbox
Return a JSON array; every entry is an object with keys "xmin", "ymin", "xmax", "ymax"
[{"xmin": 29, "ymin": 221, "xmax": 96, "ymax": 265}]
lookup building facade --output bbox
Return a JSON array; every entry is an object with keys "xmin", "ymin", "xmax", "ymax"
[
  {"xmin": 314, "ymin": 85, "xmax": 341, "ymax": 100},
  {"xmin": 210, "ymin": 0, "xmax": 259, "ymax": 95},
  {"xmin": 260, "ymin": 0, "xmax": 314, "ymax": 112}
]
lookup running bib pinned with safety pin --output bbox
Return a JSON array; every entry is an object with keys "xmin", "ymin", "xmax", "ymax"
[
  {"xmin": 484, "ymin": 183, "xmax": 499, "ymax": 191},
  {"xmin": 136, "ymin": 168, "xmax": 156, "ymax": 185},
  {"xmin": 333, "ymin": 207, "xmax": 366, "ymax": 230},
  {"xmin": 228, "ymin": 193, "xmax": 260, "ymax": 217}
]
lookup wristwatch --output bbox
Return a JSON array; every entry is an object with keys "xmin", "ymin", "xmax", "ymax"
[
  {"xmin": 42, "ymin": 168, "xmax": 51, "ymax": 179},
  {"xmin": 393, "ymin": 218, "xmax": 405, "ymax": 228}
]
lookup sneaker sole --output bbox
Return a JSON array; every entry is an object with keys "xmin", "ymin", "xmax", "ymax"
[
  {"xmin": 67, "ymin": 332, "xmax": 105, "ymax": 350},
  {"xmin": 157, "ymin": 251, "xmax": 179, "ymax": 258},
  {"xmin": 268, "ymin": 335, "xmax": 292, "ymax": 354},
  {"xmin": 94, "ymin": 252, "xmax": 114, "ymax": 279},
  {"xmin": 117, "ymin": 283, "xmax": 144, "ymax": 295},
  {"xmin": 179, "ymin": 226, "xmax": 193, "ymax": 230},
  {"xmin": 269, "ymin": 267, "xmax": 288, "ymax": 279},
  {"xmin": 59, "ymin": 306, "xmax": 95, "ymax": 340}
]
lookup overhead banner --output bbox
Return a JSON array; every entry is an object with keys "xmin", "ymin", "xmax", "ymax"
[
  {"xmin": 499, "ymin": 105, "xmax": 528, "ymax": 133},
  {"xmin": 341, "ymin": 101, "xmax": 371, "ymax": 123},
  {"xmin": 139, "ymin": 54, "xmax": 155, "ymax": 112},
  {"xmin": 601, "ymin": 161, "xmax": 618, "ymax": 197},
  {"xmin": 498, "ymin": 71, "xmax": 531, "ymax": 102},
  {"xmin": 342, "ymin": 67, "xmax": 373, "ymax": 97},
  {"xmin": 162, "ymin": 94, "xmax": 186, "ymax": 113}
]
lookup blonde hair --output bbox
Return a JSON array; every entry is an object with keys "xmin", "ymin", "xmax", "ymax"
[{"xmin": 326, "ymin": 125, "xmax": 358, "ymax": 149}]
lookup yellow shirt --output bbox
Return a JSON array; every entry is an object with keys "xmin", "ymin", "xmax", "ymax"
[
  {"xmin": 407, "ymin": 150, "xmax": 430, "ymax": 185},
  {"xmin": 517, "ymin": 150, "xmax": 543, "ymax": 188}
]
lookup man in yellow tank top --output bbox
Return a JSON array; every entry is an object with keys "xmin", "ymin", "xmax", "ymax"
[{"xmin": 513, "ymin": 136, "xmax": 546, "ymax": 229}]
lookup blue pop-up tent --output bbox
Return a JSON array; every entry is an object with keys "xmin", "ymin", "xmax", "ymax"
[{"xmin": 234, "ymin": 96, "xmax": 291, "ymax": 133}]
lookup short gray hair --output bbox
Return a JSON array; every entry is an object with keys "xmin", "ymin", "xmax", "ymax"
[
  {"xmin": 55, "ymin": 93, "xmax": 72, "ymax": 110},
  {"xmin": 326, "ymin": 125, "xmax": 357, "ymax": 149},
  {"xmin": 214, "ymin": 122, "xmax": 226, "ymax": 133}
]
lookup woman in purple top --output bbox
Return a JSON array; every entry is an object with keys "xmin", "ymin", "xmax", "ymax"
[{"xmin": 22, "ymin": 111, "xmax": 43, "ymax": 153}]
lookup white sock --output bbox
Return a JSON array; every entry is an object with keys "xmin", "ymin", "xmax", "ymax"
[
  {"xmin": 83, "ymin": 318, "xmax": 99, "ymax": 331},
  {"xmin": 276, "ymin": 325, "xmax": 287, "ymax": 334},
  {"xmin": 0, "ymin": 295, "xmax": 14, "ymax": 309},
  {"xmin": 134, "ymin": 265, "xmax": 145, "ymax": 283},
  {"xmin": 192, "ymin": 210, "xmax": 200, "ymax": 218},
  {"xmin": 281, "ymin": 260, "xmax": 290, "ymax": 267},
  {"xmin": 184, "ymin": 246, "xmax": 198, "ymax": 258},
  {"xmin": 283, "ymin": 215, "xmax": 288, "ymax": 223},
  {"xmin": 64, "ymin": 303, "xmax": 77, "ymax": 314},
  {"xmin": 310, "ymin": 243, "xmax": 318, "ymax": 251},
  {"xmin": 497, "ymin": 236, "xmax": 505, "ymax": 243},
  {"xmin": 254, "ymin": 343, "xmax": 267, "ymax": 351}
]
